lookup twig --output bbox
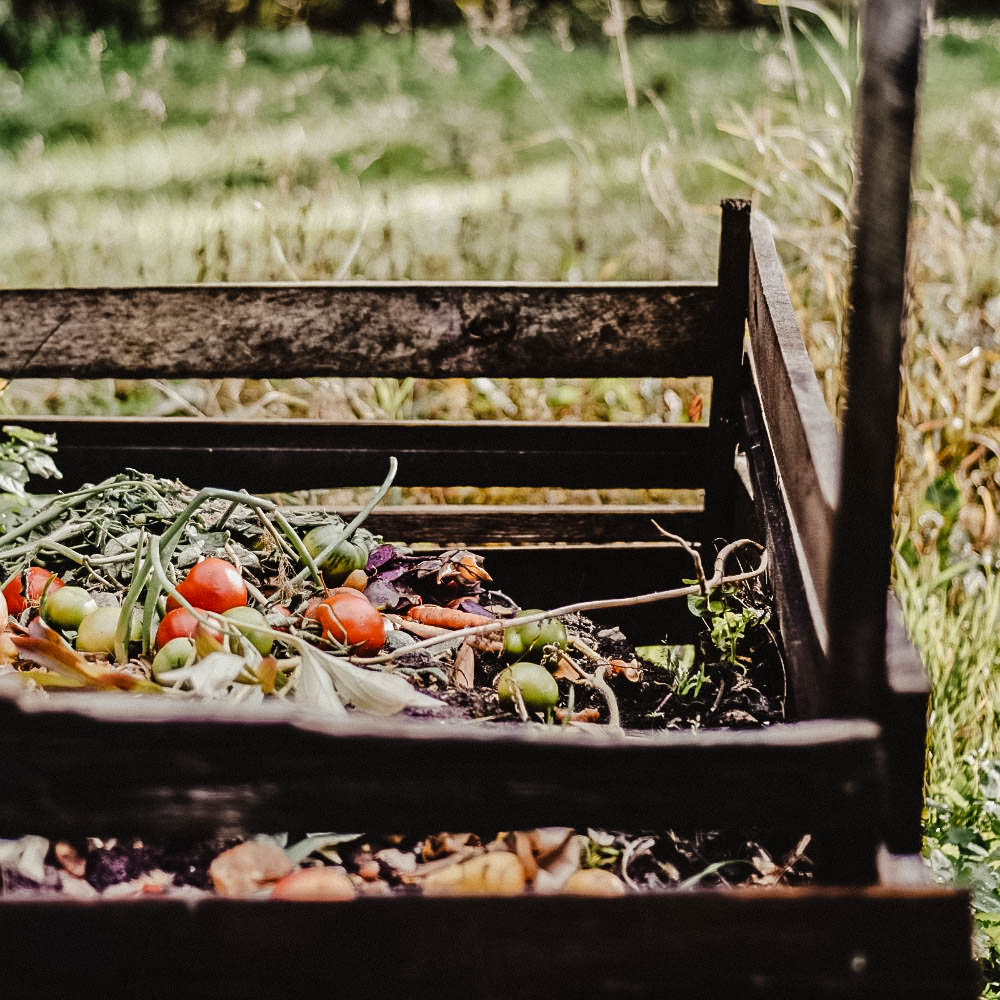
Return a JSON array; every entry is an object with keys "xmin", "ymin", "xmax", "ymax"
[
  {"xmin": 358, "ymin": 538, "xmax": 767, "ymax": 666},
  {"xmin": 569, "ymin": 635, "xmax": 621, "ymax": 730},
  {"xmin": 651, "ymin": 520, "xmax": 707, "ymax": 592}
]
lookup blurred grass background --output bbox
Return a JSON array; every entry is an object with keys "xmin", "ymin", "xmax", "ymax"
[{"xmin": 2, "ymin": 0, "xmax": 1000, "ymax": 986}]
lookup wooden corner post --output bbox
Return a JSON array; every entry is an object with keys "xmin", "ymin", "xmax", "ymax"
[
  {"xmin": 827, "ymin": 0, "xmax": 925, "ymax": 720},
  {"xmin": 704, "ymin": 198, "xmax": 752, "ymax": 553}
]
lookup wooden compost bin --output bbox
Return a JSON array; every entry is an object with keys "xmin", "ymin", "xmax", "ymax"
[
  {"xmin": 0, "ymin": 0, "xmax": 980, "ymax": 992},
  {"xmin": 0, "ymin": 202, "xmax": 978, "ymax": 997}
]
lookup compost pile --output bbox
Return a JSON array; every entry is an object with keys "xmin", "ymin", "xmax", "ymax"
[
  {"xmin": 0, "ymin": 444, "xmax": 784, "ymax": 730},
  {"xmin": 0, "ymin": 827, "xmax": 813, "ymax": 902},
  {"xmin": 0, "ymin": 431, "xmax": 796, "ymax": 902}
]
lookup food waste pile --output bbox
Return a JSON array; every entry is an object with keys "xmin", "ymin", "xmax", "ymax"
[
  {"xmin": 0, "ymin": 828, "xmax": 813, "ymax": 901},
  {"xmin": 0, "ymin": 464, "xmax": 783, "ymax": 731},
  {"xmin": 0, "ymin": 438, "xmax": 794, "ymax": 901}
]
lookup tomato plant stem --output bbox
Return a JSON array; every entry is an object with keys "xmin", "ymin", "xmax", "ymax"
[{"xmin": 286, "ymin": 457, "xmax": 398, "ymax": 589}]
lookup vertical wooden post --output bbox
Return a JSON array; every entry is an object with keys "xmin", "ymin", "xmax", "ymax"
[
  {"xmin": 704, "ymin": 198, "xmax": 751, "ymax": 554},
  {"xmin": 827, "ymin": 0, "xmax": 925, "ymax": 717}
]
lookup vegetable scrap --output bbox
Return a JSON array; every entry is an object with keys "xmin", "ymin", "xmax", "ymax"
[
  {"xmin": 0, "ymin": 829, "xmax": 813, "ymax": 901},
  {"xmin": 0, "ymin": 430, "xmax": 785, "ymax": 730}
]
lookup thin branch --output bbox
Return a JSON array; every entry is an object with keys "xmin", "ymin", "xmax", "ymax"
[{"xmin": 357, "ymin": 538, "xmax": 767, "ymax": 666}]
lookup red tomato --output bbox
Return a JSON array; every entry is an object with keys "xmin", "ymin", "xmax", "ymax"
[
  {"xmin": 303, "ymin": 588, "xmax": 369, "ymax": 621},
  {"xmin": 313, "ymin": 592, "xmax": 386, "ymax": 656},
  {"xmin": 166, "ymin": 558, "xmax": 247, "ymax": 616},
  {"xmin": 3, "ymin": 567, "xmax": 64, "ymax": 616},
  {"xmin": 155, "ymin": 607, "xmax": 224, "ymax": 651}
]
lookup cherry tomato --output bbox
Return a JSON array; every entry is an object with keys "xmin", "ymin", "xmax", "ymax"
[
  {"xmin": 165, "ymin": 558, "xmax": 247, "ymax": 615},
  {"xmin": 312, "ymin": 592, "xmax": 386, "ymax": 656},
  {"xmin": 152, "ymin": 637, "xmax": 196, "ymax": 678},
  {"xmin": 76, "ymin": 606, "xmax": 140, "ymax": 655},
  {"xmin": 302, "ymin": 525, "xmax": 369, "ymax": 585},
  {"xmin": 223, "ymin": 606, "xmax": 275, "ymax": 656},
  {"xmin": 42, "ymin": 585, "xmax": 97, "ymax": 631},
  {"xmin": 3, "ymin": 567, "xmax": 64, "ymax": 616},
  {"xmin": 155, "ymin": 607, "xmax": 224, "ymax": 651},
  {"xmin": 503, "ymin": 609, "xmax": 568, "ymax": 659},
  {"xmin": 496, "ymin": 662, "xmax": 560, "ymax": 713}
]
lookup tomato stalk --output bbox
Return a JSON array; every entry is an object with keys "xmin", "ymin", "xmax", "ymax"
[
  {"xmin": 286, "ymin": 457, "xmax": 398, "ymax": 590},
  {"xmin": 0, "ymin": 476, "xmax": 171, "ymax": 551}
]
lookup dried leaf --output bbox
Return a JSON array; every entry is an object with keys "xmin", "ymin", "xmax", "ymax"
[
  {"xmin": 315, "ymin": 648, "xmax": 441, "ymax": 716},
  {"xmin": 158, "ymin": 652, "xmax": 247, "ymax": 697},
  {"xmin": 295, "ymin": 647, "xmax": 347, "ymax": 717}
]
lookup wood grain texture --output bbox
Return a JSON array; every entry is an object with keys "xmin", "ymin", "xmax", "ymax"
[
  {"xmin": 704, "ymin": 198, "xmax": 751, "ymax": 550},
  {"xmin": 0, "ymin": 886, "xmax": 977, "ymax": 999},
  {"xmin": 827, "ymin": 0, "xmax": 925, "ymax": 718},
  {"xmin": 13, "ymin": 417, "xmax": 712, "ymax": 492},
  {"xmin": 883, "ymin": 595, "xmax": 930, "ymax": 854},
  {"xmin": 740, "ymin": 384, "xmax": 830, "ymax": 720},
  {"xmin": 748, "ymin": 215, "xmax": 840, "ymax": 624},
  {"xmin": 0, "ymin": 689, "xmax": 883, "ymax": 881},
  {"xmin": 0, "ymin": 282, "xmax": 718, "ymax": 379},
  {"xmin": 356, "ymin": 503, "xmax": 703, "ymax": 545}
]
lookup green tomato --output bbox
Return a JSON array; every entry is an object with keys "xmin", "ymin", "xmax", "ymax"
[
  {"xmin": 496, "ymin": 662, "xmax": 560, "ymax": 714},
  {"xmin": 152, "ymin": 637, "xmax": 196, "ymax": 678},
  {"xmin": 303, "ymin": 524, "xmax": 370, "ymax": 585},
  {"xmin": 503, "ymin": 609, "xmax": 568, "ymax": 659},
  {"xmin": 41, "ymin": 585, "xmax": 97, "ymax": 631},
  {"xmin": 224, "ymin": 606, "xmax": 275, "ymax": 656},
  {"xmin": 76, "ymin": 606, "xmax": 140, "ymax": 655}
]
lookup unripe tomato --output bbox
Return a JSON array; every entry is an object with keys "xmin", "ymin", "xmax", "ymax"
[
  {"xmin": 42, "ymin": 585, "xmax": 97, "ymax": 631},
  {"xmin": 155, "ymin": 607, "xmax": 224, "ymax": 651},
  {"xmin": 303, "ymin": 525, "xmax": 369, "ymax": 586},
  {"xmin": 503, "ymin": 609, "xmax": 568, "ymax": 659},
  {"xmin": 152, "ymin": 637, "xmax": 196, "ymax": 678},
  {"xmin": 223, "ymin": 606, "xmax": 274, "ymax": 656},
  {"xmin": 3, "ymin": 567, "xmax": 64, "ymax": 616},
  {"xmin": 165, "ymin": 558, "xmax": 247, "ymax": 615},
  {"xmin": 313, "ymin": 591, "xmax": 386, "ymax": 655},
  {"xmin": 496, "ymin": 662, "xmax": 560, "ymax": 713},
  {"xmin": 76, "ymin": 605, "xmax": 140, "ymax": 655}
]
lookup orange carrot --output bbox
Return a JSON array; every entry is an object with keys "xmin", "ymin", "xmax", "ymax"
[{"xmin": 406, "ymin": 605, "xmax": 494, "ymax": 630}]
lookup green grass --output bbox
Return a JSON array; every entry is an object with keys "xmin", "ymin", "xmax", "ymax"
[{"xmin": 2, "ymin": 13, "xmax": 1000, "ymax": 989}]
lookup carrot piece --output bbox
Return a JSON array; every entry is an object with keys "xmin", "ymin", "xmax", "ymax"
[{"xmin": 405, "ymin": 605, "xmax": 493, "ymax": 630}]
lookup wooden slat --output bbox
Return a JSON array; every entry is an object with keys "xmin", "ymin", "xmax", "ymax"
[
  {"xmin": 453, "ymin": 543, "xmax": 704, "ymax": 643},
  {"xmin": 0, "ymin": 691, "xmax": 883, "ymax": 881},
  {"xmin": 0, "ymin": 282, "xmax": 718, "ymax": 379},
  {"xmin": 747, "ymin": 215, "xmax": 840, "ymax": 628},
  {"xmin": 883, "ymin": 595, "xmax": 930, "ymax": 854},
  {"xmin": 358, "ymin": 503, "xmax": 702, "ymax": 545},
  {"xmin": 13, "ymin": 417, "xmax": 712, "ymax": 492},
  {"xmin": 827, "ymin": 0, "xmax": 925, "ymax": 718},
  {"xmin": 704, "ymin": 198, "xmax": 751, "ymax": 549},
  {"xmin": 0, "ymin": 886, "xmax": 977, "ymax": 999},
  {"xmin": 740, "ymin": 385, "xmax": 830, "ymax": 719}
]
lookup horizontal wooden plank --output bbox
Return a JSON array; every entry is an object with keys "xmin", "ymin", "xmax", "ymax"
[
  {"xmin": 454, "ymin": 543, "xmax": 705, "ymax": 643},
  {"xmin": 0, "ymin": 885, "xmax": 977, "ymax": 999},
  {"xmin": 14, "ymin": 417, "xmax": 712, "ymax": 491},
  {"xmin": 0, "ymin": 689, "xmax": 883, "ymax": 881},
  {"xmin": 748, "ymin": 216, "xmax": 840, "ymax": 629},
  {"xmin": 358, "ymin": 503, "xmax": 703, "ymax": 545},
  {"xmin": 0, "ymin": 282, "xmax": 719, "ymax": 380}
]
